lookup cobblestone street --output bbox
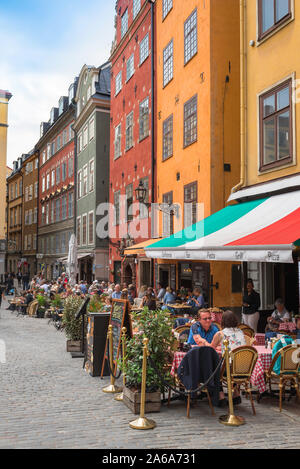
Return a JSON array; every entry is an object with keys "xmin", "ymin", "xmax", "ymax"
[{"xmin": 1, "ymin": 298, "xmax": 300, "ymax": 450}]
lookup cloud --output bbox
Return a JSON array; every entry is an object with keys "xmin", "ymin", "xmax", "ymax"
[{"xmin": 1, "ymin": 1, "xmax": 115, "ymax": 165}]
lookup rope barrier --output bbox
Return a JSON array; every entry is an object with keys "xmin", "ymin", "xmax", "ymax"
[
  {"xmin": 106, "ymin": 342, "xmax": 122, "ymax": 380},
  {"xmin": 147, "ymin": 353, "xmax": 224, "ymax": 397}
]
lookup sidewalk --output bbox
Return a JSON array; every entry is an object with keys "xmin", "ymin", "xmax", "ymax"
[{"xmin": 1, "ymin": 297, "xmax": 300, "ymax": 449}]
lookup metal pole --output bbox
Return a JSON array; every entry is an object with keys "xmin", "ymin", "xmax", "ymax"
[
  {"xmin": 115, "ymin": 327, "xmax": 127, "ymax": 401},
  {"xmin": 102, "ymin": 325, "xmax": 122, "ymax": 393}
]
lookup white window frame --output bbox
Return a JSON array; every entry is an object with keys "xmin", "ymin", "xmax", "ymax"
[
  {"xmin": 114, "ymin": 124, "xmax": 122, "ymax": 160},
  {"xmin": 88, "ymin": 210, "xmax": 94, "ymax": 245},
  {"xmin": 115, "ymin": 71, "xmax": 122, "ymax": 96}
]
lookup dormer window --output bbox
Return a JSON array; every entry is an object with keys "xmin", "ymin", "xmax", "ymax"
[{"xmin": 68, "ymin": 83, "xmax": 75, "ymax": 105}]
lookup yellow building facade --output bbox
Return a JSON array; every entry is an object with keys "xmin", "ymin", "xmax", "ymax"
[
  {"xmin": 228, "ymin": 0, "xmax": 300, "ymax": 312},
  {"xmin": 154, "ymin": 0, "xmax": 242, "ymax": 307}
]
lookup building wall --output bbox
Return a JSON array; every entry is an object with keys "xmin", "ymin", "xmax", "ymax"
[
  {"xmin": 7, "ymin": 171, "xmax": 23, "ymax": 274},
  {"xmin": 245, "ymin": 0, "xmax": 300, "ymax": 187},
  {"xmin": 109, "ymin": 0, "xmax": 153, "ymax": 286},
  {"xmin": 0, "ymin": 91, "xmax": 12, "ymax": 239}
]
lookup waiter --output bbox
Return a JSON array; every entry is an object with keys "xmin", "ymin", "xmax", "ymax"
[{"xmin": 242, "ymin": 278, "xmax": 261, "ymax": 333}]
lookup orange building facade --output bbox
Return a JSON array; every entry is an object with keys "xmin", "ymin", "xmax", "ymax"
[{"xmin": 154, "ymin": 0, "xmax": 242, "ymax": 307}]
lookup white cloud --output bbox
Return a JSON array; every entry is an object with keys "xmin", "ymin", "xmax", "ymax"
[{"xmin": 1, "ymin": 2, "xmax": 115, "ymax": 166}]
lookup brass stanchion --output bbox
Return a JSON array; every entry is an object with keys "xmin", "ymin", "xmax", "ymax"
[
  {"xmin": 103, "ymin": 325, "xmax": 122, "ymax": 394},
  {"xmin": 115, "ymin": 327, "xmax": 127, "ymax": 401},
  {"xmin": 129, "ymin": 338, "xmax": 156, "ymax": 430},
  {"xmin": 219, "ymin": 339, "xmax": 245, "ymax": 426}
]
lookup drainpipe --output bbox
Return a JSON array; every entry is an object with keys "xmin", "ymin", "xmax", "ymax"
[
  {"xmin": 231, "ymin": 0, "xmax": 246, "ymax": 194},
  {"xmin": 148, "ymin": 0, "xmax": 155, "ymax": 286}
]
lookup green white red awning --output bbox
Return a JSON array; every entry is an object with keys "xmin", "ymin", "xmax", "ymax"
[{"xmin": 145, "ymin": 190, "xmax": 300, "ymax": 263}]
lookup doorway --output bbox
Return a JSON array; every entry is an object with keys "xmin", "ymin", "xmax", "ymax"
[{"xmin": 274, "ymin": 262, "xmax": 299, "ymax": 314}]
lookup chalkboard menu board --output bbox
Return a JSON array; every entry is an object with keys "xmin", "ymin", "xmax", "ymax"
[
  {"xmin": 101, "ymin": 299, "xmax": 132, "ymax": 378},
  {"xmin": 85, "ymin": 313, "xmax": 110, "ymax": 377}
]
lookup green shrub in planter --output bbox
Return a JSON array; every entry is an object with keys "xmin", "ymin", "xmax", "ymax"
[
  {"xmin": 62, "ymin": 295, "xmax": 85, "ymax": 341},
  {"xmin": 122, "ymin": 307, "xmax": 176, "ymax": 393},
  {"xmin": 51, "ymin": 294, "xmax": 63, "ymax": 309}
]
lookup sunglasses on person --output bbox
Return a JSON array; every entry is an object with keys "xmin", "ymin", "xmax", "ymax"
[{"xmin": 201, "ymin": 316, "xmax": 212, "ymax": 321}]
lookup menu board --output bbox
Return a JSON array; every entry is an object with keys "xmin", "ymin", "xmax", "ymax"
[{"xmin": 101, "ymin": 299, "xmax": 132, "ymax": 378}]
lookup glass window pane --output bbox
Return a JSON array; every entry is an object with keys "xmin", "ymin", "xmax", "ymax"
[
  {"xmin": 277, "ymin": 111, "xmax": 290, "ymax": 159},
  {"xmin": 263, "ymin": 95, "xmax": 275, "ymax": 117},
  {"xmin": 277, "ymin": 86, "xmax": 289, "ymax": 111},
  {"xmin": 262, "ymin": 0, "xmax": 274, "ymax": 33},
  {"xmin": 263, "ymin": 118, "xmax": 276, "ymax": 164},
  {"xmin": 276, "ymin": 0, "xmax": 289, "ymax": 21}
]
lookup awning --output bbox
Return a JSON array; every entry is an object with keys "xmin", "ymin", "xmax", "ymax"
[
  {"xmin": 145, "ymin": 191, "xmax": 300, "ymax": 264},
  {"xmin": 77, "ymin": 252, "xmax": 93, "ymax": 260},
  {"xmin": 124, "ymin": 239, "xmax": 163, "ymax": 256}
]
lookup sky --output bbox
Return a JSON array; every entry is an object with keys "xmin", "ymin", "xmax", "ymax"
[{"xmin": 0, "ymin": 0, "xmax": 115, "ymax": 167}]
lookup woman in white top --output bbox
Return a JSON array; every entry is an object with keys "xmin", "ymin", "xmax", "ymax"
[{"xmin": 211, "ymin": 310, "xmax": 246, "ymax": 406}]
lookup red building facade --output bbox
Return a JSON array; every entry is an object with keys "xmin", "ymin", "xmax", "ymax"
[
  {"xmin": 109, "ymin": 0, "xmax": 155, "ymax": 289},
  {"xmin": 36, "ymin": 92, "xmax": 76, "ymax": 280}
]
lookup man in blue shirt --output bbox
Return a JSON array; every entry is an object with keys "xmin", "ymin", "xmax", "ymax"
[
  {"xmin": 187, "ymin": 310, "xmax": 219, "ymax": 346},
  {"xmin": 112, "ymin": 284, "xmax": 122, "ymax": 299}
]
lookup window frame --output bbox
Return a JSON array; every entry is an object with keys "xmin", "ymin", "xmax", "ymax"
[
  {"xmin": 162, "ymin": 114, "xmax": 173, "ymax": 161},
  {"xmin": 88, "ymin": 211, "xmax": 94, "ymax": 245},
  {"xmin": 139, "ymin": 97, "xmax": 150, "ymax": 142},
  {"xmin": 183, "ymin": 94, "xmax": 198, "ymax": 148},
  {"xmin": 258, "ymin": 0, "xmax": 292, "ymax": 42},
  {"xmin": 259, "ymin": 78, "xmax": 293, "ymax": 172},
  {"xmin": 121, "ymin": 8, "xmax": 129, "ymax": 39},
  {"xmin": 139, "ymin": 33, "xmax": 149, "ymax": 65},
  {"xmin": 163, "ymin": 39, "xmax": 174, "ymax": 88},
  {"xmin": 162, "ymin": 0, "xmax": 173, "ymax": 20},
  {"xmin": 184, "ymin": 8, "xmax": 198, "ymax": 65},
  {"xmin": 184, "ymin": 181, "xmax": 198, "ymax": 228},
  {"xmin": 125, "ymin": 111, "xmax": 134, "ymax": 151},
  {"xmin": 114, "ymin": 123, "xmax": 122, "ymax": 160}
]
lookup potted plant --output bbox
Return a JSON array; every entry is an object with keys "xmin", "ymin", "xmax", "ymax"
[
  {"xmin": 121, "ymin": 307, "xmax": 176, "ymax": 414},
  {"xmin": 51, "ymin": 294, "xmax": 63, "ymax": 310},
  {"xmin": 36, "ymin": 293, "xmax": 50, "ymax": 318},
  {"xmin": 62, "ymin": 295, "xmax": 85, "ymax": 352},
  {"xmin": 87, "ymin": 294, "xmax": 105, "ymax": 313}
]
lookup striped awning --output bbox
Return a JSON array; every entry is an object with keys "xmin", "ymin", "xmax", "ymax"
[
  {"xmin": 145, "ymin": 190, "xmax": 300, "ymax": 264},
  {"xmin": 124, "ymin": 238, "xmax": 163, "ymax": 256}
]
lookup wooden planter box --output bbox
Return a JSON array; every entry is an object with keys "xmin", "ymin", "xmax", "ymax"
[
  {"xmin": 66, "ymin": 340, "xmax": 81, "ymax": 352},
  {"xmin": 123, "ymin": 386, "xmax": 161, "ymax": 414}
]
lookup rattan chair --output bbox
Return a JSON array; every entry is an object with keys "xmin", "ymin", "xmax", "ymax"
[
  {"xmin": 220, "ymin": 345, "xmax": 258, "ymax": 415},
  {"xmin": 173, "ymin": 325, "xmax": 191, "ymax": 343},
  {"xmin": 244, "ymin": 334, "xmax": 256, "ymax": 346},
  {"xmin": 28, "ymin": 300, "xmax": 38, "ymax": 317},
  {"xmin": 265, "ymin": 344, "xmax": 300, "ymax": 412},
  {"xmin": 238, "ymin": 324, "xmax": 255, "ymax": 338}
]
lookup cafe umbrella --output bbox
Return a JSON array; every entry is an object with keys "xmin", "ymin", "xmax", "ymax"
[{"xmin": 67, "ymin": 234, "xmax": 78, "ymax": 287}]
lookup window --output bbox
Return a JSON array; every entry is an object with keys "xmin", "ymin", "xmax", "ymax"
[
  {"xmin": 259, "ymin": 79, "xmax": 292, "ymax": 171},
  {"xmin": 184, "ymin": 182, "xmax": 198, "ymax": 228},
  {"xmin": 69, "ymin": 125, "xmax": 74, "ymax": 141},
  {"xmin": 68, "ymin": 157, "xmax": 74, "ymax": 178},
  {"xmin": 77, "ymin": 170, "xmax": 82, "ymax": 199},
  {"xmin": 55, "ymin": 234, "xmax": 60, "ymax": 254},
  {"xmin": 19, "ymin": 180, "xmax": 22, "ymax": 197},
  {"xmin": 25, "ymin": 210, "xmax": 28, "ymax": 225},
  {"xmin": 35, "ymin": 158, "xmax": 38, "ymax": 169},
  {"xmin": 184, "ymin": 9, "xmax": 197, "ymax": 65},
  {"xmin": 10, "ymin": 185, "xmax": 13, "ymax": 200},
  {"xmin": 24, "ymin": 235, "xmax": 27, "ymax": 251},
  {"xmin": 57, "ymin": 135, "xmax": 61, "ymax": 151},
  {"xmin": 163, "ymin": 115, "xmax": 173, "ymax": 160},
  {"xmin": 51, "ymin": 169, "xmax": 55, "ymax": 187},
  {"xmin": 28, "ymin": 184, "xmax": 33, "ymax": 201},
  {"xmin": 162, "ymin": 191, "xmax": 174, "ymax": 237},
  {"xmin": 28, "ymin": 209, "xmax": 32, "ymax": 225},
  {"xmin": 56, "ymin": 199, "xmax": 60, "ymax": 222},
  {"xmin": 34, "ymin": 182, "xmax": 38, "ymax": 198},
  {"xmin": 258, "ymin": 0, "xmax": 291, "ymax": 40},
  {"xmin": 42, "ymin": 176, "xmax": 45, "ymax": 193},
  {"xmin": 25, "ymin": 187, "xmax": 28, "ymax": 203},
  {"xmin": 87, "ymin": 85, "xmax": 92, "ymax": 101},
  {"xmin": 45, "ymin": 204, "xmax": 49, "ymax": 225},
  {"xmin": 46, "ymin": 173, "xmax": 50, "ymax": 190},
  {"xmin": 51, "ymin": 200, "xmax": 55, "ymax": 223},
  {"xmin": 78, "ymin": 133, "xmax": 83, "ymax": 153},
  {"xmin": 88, "ymin": 212, "xmax": 94, "ymax": 245},
  {"xmin": 62, "ymin": 195, "xmax": 67, "ymax": 220},
  {"xmin": 114, "ymin": 191, "xmax": 120, "ymax": 226},
  {"xmin": 126, "ymin": 54, "xmax": 134, "ymax": 82},
  {"xmin": 133, "ymin": 0, "xmax": 141, "ymax": 19},
  {"xmin": 83, "ymin": 126, "xmax": 88, "ymax": 147},
  {"xmin": 121, "ymin": 9, "xmax": 128, "ymax": 39},
  {"xmin": 68, "ymin": 192, "xmax": 73, "ymax": 218},
  {"xmin": 163, "ymin": 0, "xmax": 173, "ymax": 19},
  {"xmin": 15, "ymin": 183, "xmax": 18, "ymax": 198},
  {"xmin": 89, "ymin": 160, "xmax": 94, "ymax": 192},
  {"xmin": 184, "ymin": 95, "xmax": 197, "ymax": 147},
  {"xmin": 47, "ymin": 144, "xmax": 51, "ymax": 160},
  {"xmin": 77, "ymin": 217, "xmax": 81, "ymax": 246},
  {"xmin": 115, "ymin": 71, "xmax": 122, "ymax": 96},
  {"xmin": 139, "ymin": 177, "xmax": 149, "ymax": 219},
  {"xmin": 62, "ymin": 162, "xmax": 67, "ymax": 181},
  {"xmin": 126, "ymin": 184, "xmax": 133, "ymax": 222},
  {"xmin": 82, "ymin": 214, "xmax": 87, "ymax": 245},
  {"xmin": 51, "ymin": 141, "xmax": 55, "ymax": 156},
  {"xmin": 89, "ymin": 118, "xmax": 95, "ymax": 140},
  {"xmin": 83, "ymin": 165, "xmax": 88, "ymax": 196},
  {"xmin": 33, "ymin": 234, "xmax": 37, "ymax": 250},
  {"xmin": 139, "ymin": 97, "xmax": 149, "ymax": 141},
  {"xmin": 125, "ymin": 111, "xmax": 134, "ymax": 151},
  {"xmin": 34, "ymin": 207, "xmax": 38, "ymax": 224},
  {"xmin": 41, "ymin": 206, "xmax": 45, "ymax": 225},
  {"xmin": 61, "ymin": 232, "xmax": 66, "ymax": 253},
  {"xmin": 114, "ymin": 124, "xmax": 122, "ymax": 159},
  {"xmin": 56, "ymin": 166, "xmax": 60, "ymax": 184},
  {"xmin": 42, "ymin": 151, "xmax": 46, "ymax": 165},
  {"xmin": 63, "ymin": 129, "xmax": 67, "ymax": 146},
  {"xmin": 140, "ymin": 34, "xmax": 149, "ymax": 65},
  {"xmin": 163, "ymin": 40, "xmax": 173, "ymax": 87}
]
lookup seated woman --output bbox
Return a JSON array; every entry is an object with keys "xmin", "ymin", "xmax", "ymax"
[
  {"xmin": 142, "ymin": 292, "xmax": 157, "ymax": 311},
  {"xmin": 161, "ymin": 287, "xmax": 176, "ymax": 311},
  {"xmin": 265, "ymin": 298, "xmax": 290, "ymax": 334},
  {"xmin": 103, "ymin": 296, "xmax": 112, "ymax": 312},
  {"xmin": 210, "ymin": 310, "xmax": 246, "ymax": 406}
]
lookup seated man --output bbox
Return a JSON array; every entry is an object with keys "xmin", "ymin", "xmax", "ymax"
[
  {"xmin": 265, "ymin": 298, "xmax": 290, "ymax": 333},
  {"xmin": 187, "ymin": 310, "xmax": 219, "ymax": 346}
]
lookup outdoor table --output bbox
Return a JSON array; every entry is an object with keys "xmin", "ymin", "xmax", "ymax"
[
  {"xmin": 167, "ymin": 304, "xmax": 192, "ymax": 315},
  {"xmin": 171, "ymin": 345, "xmax": 272, "ymax": 394},
  {"xmin": 278, "ymin": 322, "xmax": 296, "ymax": 333}
]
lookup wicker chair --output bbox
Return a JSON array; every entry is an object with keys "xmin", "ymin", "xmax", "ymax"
[
  {"xmin": 265, "ymin": 344, "xmax": 300, "ymax": 412},
  {"xmin": 28, "ymin": 300, "xmax": 39, "ymax": 317},
  {"xmin": 238, "ymin": 324, "xmax": 255, "ymax": 338},
  {"xmin": 173, "ymin": 325, "xmax": 191, "ymax": 344},
  {"xmin": 220, "ymin": 345, "xmax": 258, "ymax": 415}
]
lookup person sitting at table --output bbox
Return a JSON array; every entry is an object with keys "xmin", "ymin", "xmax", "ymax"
[
  {"xmin": 265, "ymin": 298, "xmax": 290, "ymax": 333},
  {"xmin": 185, "ymin": 287, "xmax": 204, "ymax": 316},
  {"xmin": 128, "ymin": 286, "xmax": 135, "ymax": 305},
  {"xmin": 161, "ymin": 287, "xmax": 176, "ymax": 311},
  {"xmin": 210, "ymin": 310, "xmax": 246, "ymax": 406},
  {"xmin": 142, "ymin": 292, "xmax": 157, "ymax": 311},
  {"xmin": 187, "ymin": 310, "xmax": 219, "ymax": 346},
  {"xmin": 156, "ymin": 283, "xmax": 166, "ymax": 302},
  {"xmin": 121, "ymin": 288, "xmax": 128, "ymax": 300}
]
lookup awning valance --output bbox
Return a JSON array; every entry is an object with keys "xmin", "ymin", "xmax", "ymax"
[
  {"xmin": 145, "ymin": 191, "xmax": 300, "ymax": 264},
  {"xmin": 124, "ymin": 239, "xmax": 163, "ymax": 256}
]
